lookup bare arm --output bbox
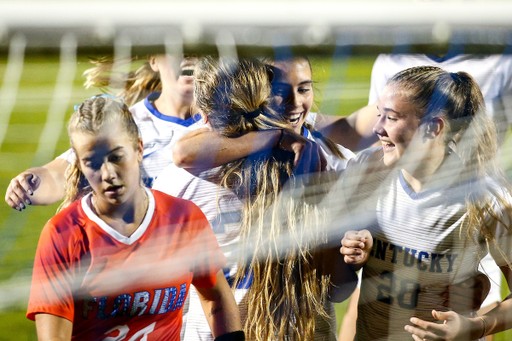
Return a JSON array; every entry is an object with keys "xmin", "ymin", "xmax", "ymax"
[
  {"xmin": 173, "ymin": 128, "xmax": 321, "ymax": 170},
  {"xmin": 195, "ymin": 270, "xmax": 242, "ymax": 338},
  {"xmin": 5, "ymin": 158, "xmax": 69, "ymax": 210},
  {"xmin": 35, "ymin": 313, "xmax": 72, "ymax": 341},
  {"xmin": 322, "ymin": 245, "xmax": 358, "ymax": 303},
  {"xmin": 314, "ymin": 103, "xmax": 379, "ymax": 151},
  {"xmin": 405, "ymin": 266, "xmax": 512, "ymax": 340}
]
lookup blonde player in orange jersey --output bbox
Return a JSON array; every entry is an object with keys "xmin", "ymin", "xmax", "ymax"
[{"xmin": 27, "ymin": 95, "xmax": 244, "ymax": 341}]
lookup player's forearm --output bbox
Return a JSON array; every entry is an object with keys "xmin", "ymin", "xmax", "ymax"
[
  {"xmin": 324, "ymin": 246, "xmax": 358, "ymax": 303},
  {"xmin": 196, "ymin": 272, "xmax": 242, "ymax": 338},
  {"xmin": 173, "ymin": 129, "xmax": 280, "ymax": 169},
  {"xmin": 476, "ymin": 266, "xmax": 512, "ymax": 337},
  {"xmin": 31, "ymin": 160, "xmax": 68, "ymax": 205},
  {"xmin": 315, "ymin": 105, "xmax": 379, "ymax": 151}
]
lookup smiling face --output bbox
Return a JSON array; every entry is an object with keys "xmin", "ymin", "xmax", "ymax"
[
  {"xmin": 271, "ymin": 59, "xmax": 314, "ymax": 134},
  {"xmin": 373, "ymin": 86, "xmax": 421, "ymax": 166},
  {"xmin": 150, "ymin": 55, "xmax": 198, "ymax": 104},
  {"xmin": 72, "ymin": 121, "xmax": 143, "ymax": 208}
]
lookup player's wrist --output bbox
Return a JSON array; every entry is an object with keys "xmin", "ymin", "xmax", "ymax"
[{"xmin": 468, "ymin": 316, "xmax": 487, "ymax": 340}]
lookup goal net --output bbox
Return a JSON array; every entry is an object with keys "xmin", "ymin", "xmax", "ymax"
[{"xmin": 1, "ymin": 0, "xmax": 512, "ymax": 339}]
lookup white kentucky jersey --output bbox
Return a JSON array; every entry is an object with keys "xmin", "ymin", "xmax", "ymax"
[
  {"xmin": 153, "ymin": 165, "xmax": 248, "ymax": 341},
  {"xmin": 368, "ymin": 54, "xmax": 512, "ymax": 307},
  {"xmin": 368, "ymin": 54, "xmax": 512, "ymax": 142},
  {"xmin": 58, "ymin": 93, "xmax": 205, "ymax": 188},
  {"xmin": 131, "ymin": 92, "xmax": 205, "ymax": 187},
  {"xmin": 343, "ymin": 148, "xmax": 512, "ymax": 341},
  {"xmin": 302, "ymin": 124, "xmax": 355, "ymax": 172},
  {"xmin": 154, "ymin": 164, "xmax": 339, "ymax": 341}
]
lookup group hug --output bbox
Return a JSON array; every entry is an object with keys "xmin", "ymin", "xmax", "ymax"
[{"xmin": 6, "ymin": 52, "xmax": 512, "ymax": 341}]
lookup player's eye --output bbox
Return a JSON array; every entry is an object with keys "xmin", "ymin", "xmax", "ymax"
[
  {"xmin": 109, "ymin": 154, "xmax": 123, "ymax": 163},
  {"xmin": 85, "ymin": 160, "xmax": 102, "ymax": 170},
  {"xmin": 298, "ymin": 87, "xmax": 311, "ymax": 94}
]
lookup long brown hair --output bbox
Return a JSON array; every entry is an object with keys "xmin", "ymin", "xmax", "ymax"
[
  {"xmin": 59, "ymin": 95, "xmax": 140, "ymax": 211},
  {"xmin": 83, "ymin": 57, "xmax": 161, "ymax": 107},
  {"xmin": 195, "ymin": 56, "xmax": 330, "ymax": 341},
  {"xmin": 387, "ymin": 66, "xmax": 512, "ymax": 264}
]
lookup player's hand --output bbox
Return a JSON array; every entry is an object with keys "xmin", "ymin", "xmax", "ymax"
[
  {"xmin": 442, "ymin": 272, "xmax": 490, "ymax": 316},
  {"xmin": 405, "ymin": 310, "xmax": 478, "ymax": 341},
  {"xmin": 340, "ymin": 230, "xmax": 373, "ymax": 265},
  {"xmin": 277, "ymin": 129, "xmax": 327, "ymax": 171},
  {"xmin": 5, "ymin": 172, "xmax": 41, "ymax": 211}
]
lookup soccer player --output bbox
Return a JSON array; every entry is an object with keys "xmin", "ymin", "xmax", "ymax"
[
  {"xmin": 5, "ymin": 54, "xmax": 201, "ymax": 210},
  {"xmin": 154, "ymin": 56, "xmax": 357, "ymax": 341},
  {"xmin": 5, "ymin": 55, "xmax": 313, "ymax": 211},
  {"xmin": 339, "ymin": 53, "xmax": 512, "ymax": 341},
  {"xmin": 340, "ymin": 66, "xmax": 512, "ymax": 340},
  {"xmin": 172, "ymin": 56, "xmax": 355, "ymax": 172},
  {"xmin": 27, "ymin": 95, "xmax": 243, "ymax": 341}
]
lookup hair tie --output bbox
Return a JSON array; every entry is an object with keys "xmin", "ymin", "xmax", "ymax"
[
  {"xmin": 450, "ymin": 72, "xmax": 460, "ymax": 83},
  {"xmin": 244, "ymin": 108, "xmax": 262, "ymax": 119}
]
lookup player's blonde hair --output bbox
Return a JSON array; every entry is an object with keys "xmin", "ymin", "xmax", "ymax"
[
  {"xmin": 387, "ymin": 66, "xmax": 512, "ymax": 265},
  {"xmin": 59, "ymin": 96, "xmax": 140, "ymax": 211},
  {"xmin": 195, "ymin": 56, "xmax": 330, "ymax": 341},
  {"xmin": 83, "ymin": 57, "xmax": 161, "ymax": 107}
]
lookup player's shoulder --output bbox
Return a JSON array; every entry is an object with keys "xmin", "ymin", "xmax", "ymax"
[
  {"xmin": 351, "ymin": 146, "xmax": 383, "ymax": 165},
  {"xmin": 129, "ymin": 97, "xmax": 149, "ymax": 120},
  {"xmin": 43, "ymin": 198, "xmax": 90, "ymax": 242},
  {"xmin": 374, "ymin": 54, "xmax": 430, "ymax": 68},
  {"xmin": 151, "ymin": 189, "xmax": 207, "ymax": 221}
]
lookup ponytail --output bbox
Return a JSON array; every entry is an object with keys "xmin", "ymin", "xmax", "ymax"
[{"xmin": 83, "ymin": 57, "xmax": 161, "ymax": 107}]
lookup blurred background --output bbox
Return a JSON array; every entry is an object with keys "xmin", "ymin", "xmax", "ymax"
[{"xmin": 1, "ymin": 1, "xmax": 512, "ymax": 339}]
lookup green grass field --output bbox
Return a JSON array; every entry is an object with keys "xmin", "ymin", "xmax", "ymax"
[{"xmin": 0, "ymin": 53, "xmax": 511, "ymax": 340}]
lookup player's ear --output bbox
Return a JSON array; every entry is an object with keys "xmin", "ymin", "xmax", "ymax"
[
  {"xmin": 136, "ymin": 138, "xmax": 143, "ymax": 163},
  {"xmin": 424, "ymin": 117, "xmax": 444, "ymax": 139},
  {"xmin": 148, "ymin": 55, "xmax": 159, "ymax": 73}
]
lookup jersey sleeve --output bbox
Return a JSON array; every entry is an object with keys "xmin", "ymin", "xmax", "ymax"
[
  {"xmin": 27, "ymin": 221, "xmax": 76, "ymax": 322},
  {"xmin": 56, "ymin": 148, "xmax": 76, "ymax": 164},
  {"xmin": 368, "ymin": 54, "xmax": 390, "ymax": 105},
  {"xmin": 187, "ymin": 206, "xmax": 227, "ymax": 288}
]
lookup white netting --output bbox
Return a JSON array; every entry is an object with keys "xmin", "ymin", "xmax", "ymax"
[{"xmin": 2, "ymin": 1, "xmax": 512, "ymax": 340}]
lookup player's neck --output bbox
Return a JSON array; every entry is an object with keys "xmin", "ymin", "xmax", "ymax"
[
  {"xmin": 154, "ymin": 87, "xmax": 192, "ymax": 120},
  {"xmin": 401, "ymin": 147, "xmax": 446, "ymax": 193},
  {"xmin": 91, "ymin": 188, "xmax": 149, "ymax": 237}
]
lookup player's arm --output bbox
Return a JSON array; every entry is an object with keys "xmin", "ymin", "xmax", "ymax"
[
  {"xmin": 5, "ymin": 158, "xmax": 69, "ymax": 210},
  {"xmin": 195, "ymin": 270, "xmax": 243, "ymax": 340},
  {"xmin": 405, "ymin": 266, "xmax": 512, "ymax": 340},
  {"xmin": 321, "ymin": 245, "xmax": 358, "ymax": 303},
  {"xmin": 314, "ymin": 103, "xmax": 379, "ymax": 151},
  {"xmin": 35, "ymin": 313, "xmax": 72, "ymax": 341},
  {"xmin": 173, "ymin": 127, "xmax": 321, "ymax": 170}
]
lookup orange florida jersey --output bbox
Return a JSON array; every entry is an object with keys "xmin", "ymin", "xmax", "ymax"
[{"xmin": 27, "ymin": 188, "xmax": 226, "ymax": 341}]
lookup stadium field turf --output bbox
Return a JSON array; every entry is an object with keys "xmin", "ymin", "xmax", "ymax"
[{"xmin": 1, "ymin": 54, "xmax": 511, "ymax": 340}]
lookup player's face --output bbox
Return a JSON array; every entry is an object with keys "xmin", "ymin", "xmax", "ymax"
[
  {"xmin": 72, "ymin": 122, "xmax": 143, "ymax": 208},
  {"xmin": 373, "ymin": 86, "xmax": 421, "ymax": 166},
  {"xmin": 272, "ymin": 60, "xmax": 314, "ymax": 135},
  {"xmin": 150, "ymin": 55, "xmax": 198, "ymax": 103}
]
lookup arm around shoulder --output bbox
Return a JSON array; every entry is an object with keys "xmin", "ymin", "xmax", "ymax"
[
  {"xmin": 173, "ymin": 128, "xmax": 281, "ymax": 169},
  {"xmin": 5, "ymin": 158, "xmax": 69, "ymax": 210}
]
